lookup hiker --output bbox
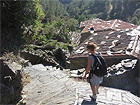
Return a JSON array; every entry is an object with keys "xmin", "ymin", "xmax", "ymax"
[{"xmin": 83, "ymin": 42, "xmax": 103, "ymax": 100}]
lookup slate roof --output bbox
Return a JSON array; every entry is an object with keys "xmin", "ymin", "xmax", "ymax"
[
  {"xmin": 70, "ymin": 27, "xmax": 140, "ymax": 58},
  {"xmin": 131, "ymin": 26, "xmax": 140, "ymax": 59},
  {"xmin": 80, "ymin": 19, "xmax": 137, "ymax": 34},
  {"xmin": 69, "ymin": 31, "xmax": 81, "ymax": 45}
]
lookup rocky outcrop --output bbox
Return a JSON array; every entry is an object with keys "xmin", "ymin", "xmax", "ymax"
[
  {"xmin": 103, "ymin": 59, "xmax": 139, "ymax": 95},
  {"xmin": 0, "ymin": 43, "xmax": 72, "ymax": 104},
  {"xmin": 20, "ymin": 50, "xmax": 64, "ymax": 69},
  {"xmin": 0, "ymin": 55, "xmax": 31, "ymax": 104},
  {"xmin": 20, "ymin": 44, "xmax": 72, "ymax": 69}
]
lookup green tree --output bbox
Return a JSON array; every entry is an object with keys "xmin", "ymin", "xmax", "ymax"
[
  {"xmin": 43, "ymin": 19, "xmax": 70, "ymax": 43},
  {"xmin": 130, "ymin": 8, "xmax": 140, "ymax": 25},
  {"xmin": 1, "ymin": 0, "xmax": 44, "ymax": 53},
  {"xmin": 130, "ymin": 16, "xmax": 139, "ymax": 25},
  {"xmin": 66, "ymin": 18, "xmax": 79, "ymax": 31},
  {"xmin": 39, "ymin": 0, "xmax": 67, "ymax": 23},
  {"xmin": 78, "ymin": 14, "xmax": 86, "ymax": 23},
  {"xmin": 59, "ymin": 0, "xmax": 72, "ymax": 4},
  {"xmin": 66, "ymin": 0, "xmax": 110, "ymax": 20},
  {"xmin": 133, "ymin": 8, "xmax": 140, "ymax": 19}
]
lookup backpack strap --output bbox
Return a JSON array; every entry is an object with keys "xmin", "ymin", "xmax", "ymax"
[
  {"xmin": 92, "ymin": 54, "xmax": 102, "ymax": 66},
  {"xmin": 90, "ymin": 54, "xmax": 98, "ymax": 73}
]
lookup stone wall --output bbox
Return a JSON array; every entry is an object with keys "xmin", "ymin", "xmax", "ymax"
[
  {"xmin": 69, "ymin": 55, "xmax": 136, "ymax": 70},
  {"xmin": 102, "ymin": 59, "xmax": 139, "ymax": 95},
  {"xmin": 102, "ymin": 68, "xmax": 136, "ymax": 89},
  {"xmin": 105, "ymin": 55, "xmax": 135, "ymax": 67},
  {"xmin": 80, "ymin": 32, "xmax": 90, "ymax": 44},
  {"xmin": 20, "ymin": 51, "xmax": 63, "ymax": 69},
  {"xmin": 69, "ymin": 57, "xmax": 88, "ymax": 70}
]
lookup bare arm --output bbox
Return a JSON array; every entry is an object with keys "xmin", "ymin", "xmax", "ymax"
[{"xmin": 83, "ymin": 57, "xmax": 91, "ymax": 79}]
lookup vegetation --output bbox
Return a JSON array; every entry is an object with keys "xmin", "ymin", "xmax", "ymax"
[
  {"xmin": 66, "ymin": 0, "xmax": 111, "ymax": 21},
  {"xmin": 130, "ymin": 8, "xmax": 140, "ymax": 25},
  {"xmin": 39, "ymin": 0, "xmax": 67, "ymax": 23},
  {"xmin": 1, "ymin": 0, "xmax": 44, "ymax": 53},
  {"xmin": 66, "ymin": 0, "xmax": 140, "ymax": 23},
  {"xmin": 1, "ymin": 0, "xmax": 140, "ymax": 54}
]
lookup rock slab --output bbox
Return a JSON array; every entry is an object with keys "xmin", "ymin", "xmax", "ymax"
[{"xmin": 22, "ymin": 64, "xmax": 140, "ymax": 105}]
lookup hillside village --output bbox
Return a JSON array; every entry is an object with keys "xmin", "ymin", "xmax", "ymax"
[{"xmin": 1, "ymin": 18, "xmax": 140, "ymax": 104}]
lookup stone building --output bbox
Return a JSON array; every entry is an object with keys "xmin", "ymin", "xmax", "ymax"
[{"xmin": 69, "ymin": 19, "xmax": 139, "ymax": 72}]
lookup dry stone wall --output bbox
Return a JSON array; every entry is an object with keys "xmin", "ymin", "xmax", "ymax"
[
  {"xmin": 69, "ymin": 55, "xmax": 136, "ymax": 70},
  {"xmin": 69, "ymin": 57, "xmax": 88, "ymax": 70}
]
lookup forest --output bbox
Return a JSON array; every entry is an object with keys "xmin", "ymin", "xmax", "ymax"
[{"xmin": 1, "ymin": 0, "xmax": 140, "ymax": 54}]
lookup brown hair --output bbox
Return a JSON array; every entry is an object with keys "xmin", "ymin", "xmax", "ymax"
[{"xmin": 86, "ymin": 42, "xmax": 97, "ymax": 51}]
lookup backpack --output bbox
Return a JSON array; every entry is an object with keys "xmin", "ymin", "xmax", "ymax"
[{"xmin": 90, "ymin": 53, "xmax": 107, "ymax": 77}]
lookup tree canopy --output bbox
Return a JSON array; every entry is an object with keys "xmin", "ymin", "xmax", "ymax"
[{"xmin": 1, "ymin": 0, "xmax": 44, "ymax": 52}]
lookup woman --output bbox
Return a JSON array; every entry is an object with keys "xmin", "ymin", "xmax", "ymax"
[{"xmin": 83, "ymin": 42, "xmax": 103, "ymax": 99}]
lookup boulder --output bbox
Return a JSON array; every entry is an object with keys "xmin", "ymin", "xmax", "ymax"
[{"xmin": 0, "ymin": 57, "xmax": 30, "ymax": 104}]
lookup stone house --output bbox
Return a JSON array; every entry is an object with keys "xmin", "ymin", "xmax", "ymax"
[{"xmin": 69, "ymin": 19, "xmax": 140, "ymax": 79}]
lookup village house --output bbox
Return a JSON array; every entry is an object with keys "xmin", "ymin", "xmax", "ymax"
[{"xmin": 69, "ymin": 18, "xmax": 140, "ymax": 79}]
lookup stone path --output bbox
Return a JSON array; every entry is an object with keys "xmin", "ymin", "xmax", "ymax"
[{"xmin": 22, "ymin": 64, "xmax": 140, "ymax": 105}]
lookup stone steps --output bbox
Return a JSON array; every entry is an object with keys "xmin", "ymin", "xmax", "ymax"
[{"xmin": 22, "ymin": 64, "xmax": 140, "ymax": 105}]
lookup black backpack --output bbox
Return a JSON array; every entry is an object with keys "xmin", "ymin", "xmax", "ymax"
[{"xmin": 90, "ymin": 53, "xmax": 107, "ymax": 77}]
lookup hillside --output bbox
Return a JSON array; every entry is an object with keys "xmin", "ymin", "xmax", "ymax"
[{"xmin": 64, "ymin": 0, "xmax": 140, "ymax": 24}]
